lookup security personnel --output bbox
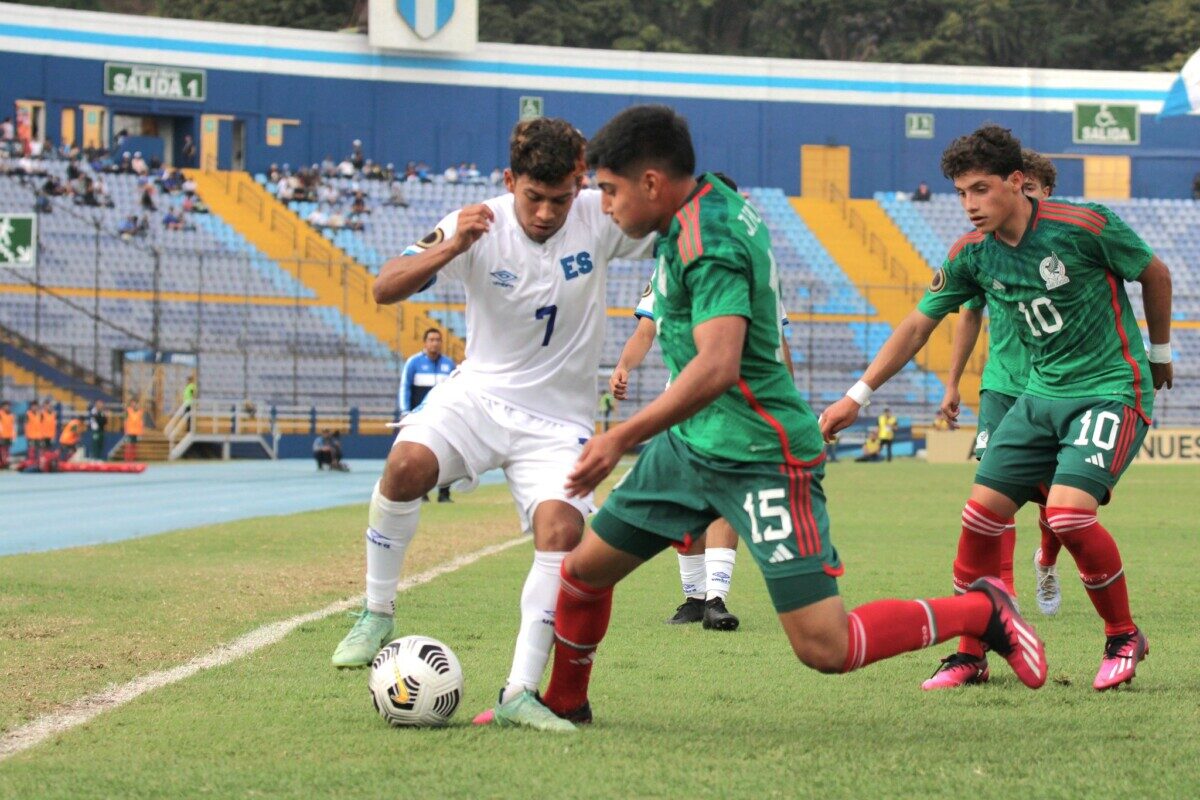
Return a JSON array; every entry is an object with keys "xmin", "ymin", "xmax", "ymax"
[
  {"xmin": 877, "ymin": 406, "xmax": 898, "ymax": 462},
  {"xmin": 124, "ymin": 399, "xmax": 145, "ymax": 461}
]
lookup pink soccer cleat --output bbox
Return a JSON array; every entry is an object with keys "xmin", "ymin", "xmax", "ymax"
[
  {"xmin": 922, "ymin": 653, "xmax": 990, "ymax": 690},
  {"xmin": 1093, "ymin": 629, "xmax": 1149, "ymax": 691},
  {"xmin": 472, "ymin": 707, "xmax": 495, "ymax": 726},
  {"xmin": 969, "ymin": 577, "xmax": 1048, "ymax": 689}
]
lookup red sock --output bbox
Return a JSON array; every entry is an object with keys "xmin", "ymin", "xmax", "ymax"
[
  {"xmin": 999, "ymin": 521, "xmax": 1016, "ymax": 595},
  {"xmin": 541, "ymin": 563, "xmax": 613, "ymax": 715},
  {"xmin": 1037, "ymin": 506, "xmax": 1062, "ymax": 566},
  {"xmin": 1045, "ymin": 507, "xmax": 1135, "ymax": 636},
  {"xmin": 953, "ymin": 500, "xmax": 1007, "ymax": 659},
  {"xmin": 842, "ymin": 593, "xmax": 993, "ymax": 672}
]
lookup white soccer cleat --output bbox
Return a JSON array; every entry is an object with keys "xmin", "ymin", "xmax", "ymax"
[{"xmin": 1033, "ymin": 548, "xmax": 1062, "ymax": 616}]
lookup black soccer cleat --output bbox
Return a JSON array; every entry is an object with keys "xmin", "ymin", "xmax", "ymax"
[
  {"xmin": 702, "ymin": 597, "xmax": 740, "ymax": 631},
  {"xmin": 555, "ymin": 699, "xmax": 593, "ymax": 725},
  {"xmin": 665, "ymin": 597, "xmax": 705, "ymax": 624}
]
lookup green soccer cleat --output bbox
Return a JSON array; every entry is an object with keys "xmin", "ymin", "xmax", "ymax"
[
  {"xmin": 492, "ymin": 691, "xmax": 578, "ymax": 733},
  {"xmin": 331, "ymin": 607, "xmax": 394, "ymax": 669}
]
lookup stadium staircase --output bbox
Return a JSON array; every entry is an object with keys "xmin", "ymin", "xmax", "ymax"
[
  {"xmin": 0, "ymin": 322, "xmax": 118, "ymax": 406},
  {"xmin": 185, "ymin": 170, "xmax": 464, "ymax": 361},
  {"xmin": 163, "ymin": 398, "xmax": 278, "ymax": 461},
  {"xmin": 108, "ymin": 429, "xmax": 170, "ymax": 462},
  {"xmin": 790, "ymin": 187, "xmax": 982, "ymax": 409}
]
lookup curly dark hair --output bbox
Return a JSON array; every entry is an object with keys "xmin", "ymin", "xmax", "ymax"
[
  {"xmin": 585, "ymin": 105, "xmax": 695, "ymax": 178},
  {"xmin": 940, "ymin": 124, "xmax": 1023, "ymax": 181},
  {"xmin": 509, "ymin": 117, "xmax": 586, "ymax": 184},
  {"xmin": 1021, "ymin": 149, "xmax": 1057, "ymax": 193}
]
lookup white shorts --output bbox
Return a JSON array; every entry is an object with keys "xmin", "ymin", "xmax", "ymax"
[{"xmin": 393, "ymin": 378, "xmax": 595, "ymax": 533}]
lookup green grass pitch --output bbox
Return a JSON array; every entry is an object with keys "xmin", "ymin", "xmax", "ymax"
[{"xmin": 1, "ymin": 462, "xmax": 1198, "ymax": 798}]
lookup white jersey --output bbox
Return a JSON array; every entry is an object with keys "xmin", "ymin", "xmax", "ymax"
[{"xmin": 408, "ymin": 190, "xmax": 653, "ymax": 431}]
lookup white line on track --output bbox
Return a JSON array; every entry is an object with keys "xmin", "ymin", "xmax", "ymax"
[{"xmin": 0, "ymin": 536, "xmax": 528, "ymax": 762}]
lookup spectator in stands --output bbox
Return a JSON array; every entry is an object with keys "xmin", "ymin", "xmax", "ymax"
[
  {"xmin": 329, "ymin": 430, "xmax": 348, "ymax": 471},
  {"xmin": 181, "ymin": 174, "xmax": 198, "ymax": 196},
  {"xmin": 162, "ymin": 206, "xmax": 185, "ymax": 231},
  {"xmin": 15, "ymin": 110, "xmax": 31, "ymax": 156},
  {"xmin": 123, "ymin": 399, "xmax": 145, "ymax": 461},
  {"xmin": 856, "ymin": 428, "xmax": 883, "ymax": 462},
  {"xmin": 327, "ymin": 207, "xmax": 347, "ymax": 230},
  {"xmin": 131, "ymin": 151, "xmax": 149, "ymax": 177},
  {"xmin": 337, "ymin": 156, "xmax": 356, "ymax": 178},
  {"xmin": 443, "ymin": 163, "xmax": 460, "ymax": 184},
  {"xmin": 275, "ymin": 176, "xmax": 294, "ymax": 202},
  {"xmin": 345, "ymin": 210, "xmax": 366, "ymax": 232},
  {"xmin": 86, "ymin": 400, "xmax": 107, "ymax": 460},
  {"xmin": 403, "ymin": 162, "xmax": 419, "ymax": 182},
  {"xmin": 350, "ymin": 191, "xmax": 370, "ymax": 216},
  {"xmin": 118, "ymin": 214, "xmax": 139, "ymax": 240},
  {"xmin": 488, "ymin": 166, "xmax": 504, "ymax": 185},
  {"xmin": 386, "ymin": 177, "xmax": 409, "ymax": 208},
  {"xmin": 0, "ymin": 116, "xmax": 13, "ymax": 146},
  {"xmin": 136, "ymin": 214, "xmax": 151, "ymax": 237},
  {"xmin": 181, "ymin": 192, "xmax": 206, "ymax": 214},
  {"xmin": 180, "ymin": 134, "xmax": 197, "ymax": 168},
  {"xmin": 182, "ymin": 375, "xmax": 196, "ymax": 419},
  {"xmin": 139, "ymin": 180, "xmax": 158, "ymax": 212},
  {"xmin": 464, "ymin": 162, "xmax": 482, "ymax": 183},
  {"xmin": 319, "ymin": 182, "xmax": 340, "ymax": 206},
  {"xmin": 350, "ymin": 139, "xmax": 365, "ymax": 172},
  {"xmin": 0, "ymin": 400, "xmax": 14, "ymax": 468},
  {"xmin": 313, "ymin": 429, "xmax": 333, "ymax": 470},
  {"xmin": 306, "ymin": 203, "xmax": 330, "ymax": 229},
  {"xmin": 59, "ymin": 415, "xmax": 85, "ymax": 460},
  {"xmin": 320, "ymin": 155, "xmax": 337, "ymax": 178},
  {"xmin": 268, "ymin": 163, "xmax": 283, "ymax": 184},
  {"xmin": 913, "ymin": 181, "xmax": 932, "ymax": 201},
  {"xmin": 1193, "ymin": 171, "xmax": 1200, "ymax": 201},
  {"xmin": 877, "ymin": 405, "xmax": 898, "ymax": 462}
]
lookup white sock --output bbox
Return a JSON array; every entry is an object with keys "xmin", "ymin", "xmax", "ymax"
[
  {"xmin": 502, "ymin": 550, "xmax": 566, "ymax": 703},
  {"xmin": 364, "ymin": 481, "xmax": 421, "ymax": 615},
  {"xmin": 705, "ymin": 548, "xmax": 736, "ymax": 602},
  {"xmin": 677, "ymin": 552, "xmax": 706, "ymax": 600}
]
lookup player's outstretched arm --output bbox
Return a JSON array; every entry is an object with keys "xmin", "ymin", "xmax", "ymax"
[
  {"xmin": 611, "ymin": 316, "xmax": 657, "ymax": 400},
  {"xmin": 1138, "ymin": 255, "xmax": 1174, "ymax": 390},
  {"xmin": 819, "ymin": 309, "xmax": 940, "ymax": 440},
  {"xmin": 941, "ymin": 307, "xmax": 982, "ymax": 427},
  {"xmin": 567, "ymin": 315, "xmax": 747, "ymax": 497},
  {"xmin": 373, "ymin": 204, "xmax": 494, "ymax": 305}
]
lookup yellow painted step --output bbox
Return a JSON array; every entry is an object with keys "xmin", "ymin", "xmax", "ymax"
[
  {"xmin": 0, "ymin": 356, "xmax": 87, "ymax": 407},
  {"xmin": 789, "ymin": 196, "xmax": 981, "ymax": 409}
]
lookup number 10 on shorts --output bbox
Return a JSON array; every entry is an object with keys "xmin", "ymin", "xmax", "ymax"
[{"xmin": 743, "ymin": 489, "xmax": 792, "ymax": 543}]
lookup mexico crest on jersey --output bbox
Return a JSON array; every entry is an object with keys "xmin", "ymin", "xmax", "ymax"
[
  {"xmin": 396, "ymin": 0, "xmax": 456, "ymax": 39},
  {"xmin": 1039, "ymin": 252, "xmax": 1070, "ymax": 290}
]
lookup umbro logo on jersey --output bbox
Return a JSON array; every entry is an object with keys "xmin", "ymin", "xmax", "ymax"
[
  {"xmin": 768, "ymin": 544, "xmax": 794, "ymax": 564},
  {"xmin": 490, "ymin": 269, "xmax": 518, "ymax": 289},
  {"xmin": 1086, "ymin": 453, "xmax": 1107, "ymax": 468},
  {"xmin": 992, "ymin": 278, "xmax": 1006, "ymax": 291},
  {"xmin": 1039, "ymin": 252, "xmax": 1070, "ymax": 290}
]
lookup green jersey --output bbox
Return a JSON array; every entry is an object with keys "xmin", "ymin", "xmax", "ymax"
[
  {"xmin": 963, "ymin": 293, "xmax": 1029, "ymax": 396},
  {"xmin": 919, "ymin": 198, "xmax": 1154, "ymax": 421},
  {"xmin": 653, "ymin": 173, "xmax": 823, "ymax": 464}
]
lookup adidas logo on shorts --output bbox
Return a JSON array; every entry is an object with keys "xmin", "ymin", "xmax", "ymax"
[
  {"xmin": 768, "ymin": 544, "xmax": 794, "ymax": 564},
  {"xmin": 1085, "ymin": 453, "xmax": 1107, "ymax": 468}
]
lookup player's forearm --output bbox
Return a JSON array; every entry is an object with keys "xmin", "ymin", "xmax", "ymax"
[
  {"xmin": 1138, "ymin": 257, "xmax": 1172, "ymax": 347},
  {"xmin": 860, "ymin": 311, "xmax": 939, "ymax": 390},
  {"xmin": 373, "ymin": 243, "xmax": 462, "ymax": 305},
  {"xmin": 947, "ymin": 308, "xmax": 983, "ymax": 386},
  {"xmin": 617, "ymin": 321, "xmax": 656, "ymax": 372},
  {"xmin": 612, "ymin": 354, "xmax": 738, "ymax": 449}
]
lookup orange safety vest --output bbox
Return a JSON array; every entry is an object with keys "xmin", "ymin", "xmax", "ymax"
[
  {"xmin": 25, "ymin": 409, "xmax": 41, "ymax": 440},
  {"xmin": 60, "ymin": 419, "xmax": 83, "ymax": 447},
  {"xmin": 0, "ymin": 410, "xmax": 14, "ymax": 439},
  {"xmin": 124, "ymin": 408, "xmax": 145, "ymax": 436},
  {"xmin": 42, "ymin": 409, "xmax": 57, "ymax": 440}
]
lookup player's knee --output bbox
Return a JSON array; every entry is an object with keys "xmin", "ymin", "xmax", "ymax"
[
  {"xmin": 381, "ymin": 448, "xmax": 437, "ymax": 502},
  {"xmin": 791, "ymin": 638, "xmax": 845, "ymax": 674}
]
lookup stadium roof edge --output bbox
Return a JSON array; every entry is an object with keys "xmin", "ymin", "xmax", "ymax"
[{"xmin": 0, "ymin": 2, "xmax": 1175, "ymax": 112}]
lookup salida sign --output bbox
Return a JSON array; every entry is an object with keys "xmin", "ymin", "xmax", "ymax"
[{"xmin": 104, "ymin": 63, "xmax": 206, "ymax": 102}]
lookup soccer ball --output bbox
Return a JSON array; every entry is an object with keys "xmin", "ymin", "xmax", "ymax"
[{"xmin": 368, "ymin": 635, "xmax": 464, "ymax": 727}]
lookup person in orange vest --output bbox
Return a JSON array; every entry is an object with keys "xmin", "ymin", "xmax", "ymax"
[
  {"xmin": 123, "ymin": 399, "xmax": 145, "ymax": 462},
  {"xmin": 59, "ymin": 415, "xmax": 85, "ymax": 460},
  {"xmin": 40, "ymin": 399, "xmax": 58, "ymax": 455},
  {"xmin": 23, "ymin": 400, "xmax": 42, "ymax": 461},
  {"xmin": 0, "ymin": 400, "xmax": 15, "ymax": 468}
]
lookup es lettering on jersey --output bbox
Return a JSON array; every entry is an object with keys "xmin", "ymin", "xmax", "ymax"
[{"xmin": 402, "ymin": 190, "xmax": 653, "ymax": 431}]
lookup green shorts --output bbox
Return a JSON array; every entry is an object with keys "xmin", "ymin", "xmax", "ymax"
[
  {"xmin": 592, "ymin": 430, "xmax": 841, "ymax": 613},
  {"xmin": 974, "ymin": 390, "xmax": 1018, "ymax": 461},
  {"xmin": 975, "ymin": 395, "xmax": 1148, "ymax": 505}
]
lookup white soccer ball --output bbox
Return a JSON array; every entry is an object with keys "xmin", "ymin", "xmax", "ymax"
[{"xmin": 368, "ymin": 635, "xmax": 464, "ymax": 727}]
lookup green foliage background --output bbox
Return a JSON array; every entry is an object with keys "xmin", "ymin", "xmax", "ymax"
[{"xmin": 11, "ymin": 0, "xmax": 1199, "ymax": 71}]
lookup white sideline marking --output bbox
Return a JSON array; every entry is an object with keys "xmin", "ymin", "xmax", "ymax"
[{"xmin": 0, "ymin": 536, "xmax": 528, "ymax": 761}]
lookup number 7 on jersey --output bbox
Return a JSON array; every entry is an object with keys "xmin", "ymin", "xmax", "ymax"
[{"xmin": 536, "ymin": 304, "xmax": 557, "ymax": 346}]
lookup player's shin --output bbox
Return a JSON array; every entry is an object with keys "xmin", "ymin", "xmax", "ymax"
[
  {"xmin": 951, "ymin": 500, "xmax": 1007, "ymax": 658},
  {"xmin": 677, "ymin": 552, "xmax": 705, "ymax": 599},
  {"xmin": 842, "ymin": 594, "xmax": 993, "ymax": 672},
  {"xmin": 704, "ymin": 548, "xmax": 735, "ymax": 601},
  {"xmin": 1037, "ymin": 506, "xmax": 1063, "ymax": 566},
  {"xmin": 1045, "ymin": 507, "xmax": 1135, "ymax": 636},
  {"xmin": 541, "ymin": 562, "xmax": 612, "ymax": 716},
  {"xmin": 364, "ymin": 481, "xmax": 421, "ymax": 615},
  {"xmin": 503, "ymin": 551, "xmax": 567, "ymax": 703}
]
